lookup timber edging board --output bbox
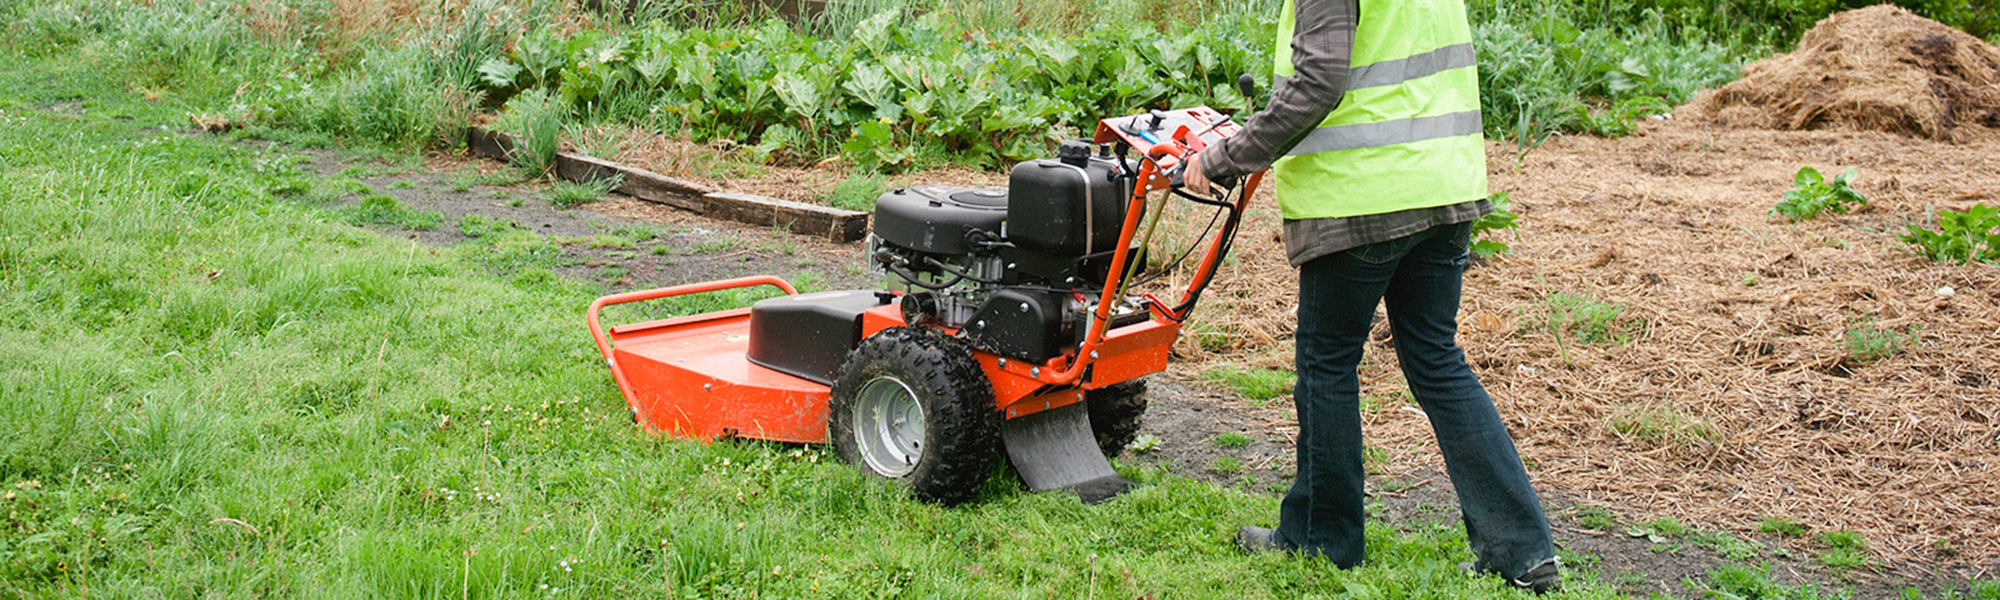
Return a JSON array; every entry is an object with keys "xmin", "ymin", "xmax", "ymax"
[{"xmin": 464, "ymin": 126, "xmax": 869, "ymax": 242}]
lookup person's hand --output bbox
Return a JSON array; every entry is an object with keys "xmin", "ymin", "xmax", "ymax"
[{"xmin": 1182, "ymin": 153, "xmax": 1211, "ymax": 195}]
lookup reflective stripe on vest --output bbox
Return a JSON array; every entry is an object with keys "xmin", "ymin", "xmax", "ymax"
[{"xmin": 1269, "ymin": 0, "xmax": 1488, "ymax": 220}]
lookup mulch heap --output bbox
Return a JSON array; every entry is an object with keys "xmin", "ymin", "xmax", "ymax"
[{"xmin": 1684, "ymin": 5, "xmax": 2000, "ymax": 141}]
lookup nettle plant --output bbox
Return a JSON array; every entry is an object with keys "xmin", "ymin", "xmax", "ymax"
[
  {"xmin": 1900, "ymin": 203, "xmax": 2000, "ymax": 265},
  {"xmin": 1770, "ymin": 166, "xmax": 1866, "ymax": 222}
]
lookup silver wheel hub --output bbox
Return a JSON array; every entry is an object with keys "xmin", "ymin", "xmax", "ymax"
[{"xmin": 852, "ymin": 376, "xmax": 927, "ymax": 478}]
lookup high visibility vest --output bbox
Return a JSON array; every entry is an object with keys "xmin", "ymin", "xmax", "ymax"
[{"xmin": 1271, "ymin": 0, "xmax": 1487, "ymax": 220}]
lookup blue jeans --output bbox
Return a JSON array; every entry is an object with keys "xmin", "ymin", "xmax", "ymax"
[{"xmin": 1276, "ymin": 221, "xmax": 1555, "ymax": 578}]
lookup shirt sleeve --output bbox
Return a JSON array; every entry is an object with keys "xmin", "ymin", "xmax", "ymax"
[{"xmin": 1199, "ymin": 0, "xmax": 1357, "ymax": 179}]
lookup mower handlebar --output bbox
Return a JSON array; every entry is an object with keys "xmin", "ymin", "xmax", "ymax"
[{"xmin": 586, "ymin": 275, "xmax": 799, "ymax": 364}]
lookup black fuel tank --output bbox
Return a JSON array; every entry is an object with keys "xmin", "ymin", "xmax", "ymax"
[
  {"xmin": 1005, "ymin": 150, "xmax": 1127, "ymax": 257},
  {"xmin": 872, "ymin": 184, "xmax": 1008, "ymax": 255}
]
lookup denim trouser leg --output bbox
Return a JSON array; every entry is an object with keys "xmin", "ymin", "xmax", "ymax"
[{"xmin": 1279, "ymin": 222, "xmax": 1555, "ymax": 577}]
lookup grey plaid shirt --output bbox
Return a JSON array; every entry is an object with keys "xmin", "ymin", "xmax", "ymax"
[{"xmin": 1202, "ymin": 0, "xmax": 1488, "ymax": 267}]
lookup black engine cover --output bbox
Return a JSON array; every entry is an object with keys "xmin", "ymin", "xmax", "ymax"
[
  {"xmin": 1006, "ymin": 155, "xmax": 1127, "ymax": 256},
  {"xmin": 872, "ymin": 184, "xmax": 1007, "ymax": 255},
  {"xmin": 962, "ymin": 288, "xmax": 1068, "ymax": 363},
  {"xmin": 746, "ymin": 290, "xmax": 890, "ymax": 384}
]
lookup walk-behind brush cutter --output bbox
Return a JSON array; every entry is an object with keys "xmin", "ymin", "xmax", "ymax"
[{"xmin": 588, "ymin": 100, "xmax": 1265, "ymax": 505}]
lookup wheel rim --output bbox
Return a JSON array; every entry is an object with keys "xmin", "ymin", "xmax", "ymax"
[{"xmin": 851, "ymin": 376, "xmax": 927, "ymax": 478}]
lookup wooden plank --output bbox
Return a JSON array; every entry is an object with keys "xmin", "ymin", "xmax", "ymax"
[
  {"xmin": 467, "ymin": 126, "xmax": 868, "ymax": 242},
  {"xmin": 703, "ymin": 192, "xmax": 870, "ymax": 243},
  {"xmin": 465, "ymin": 126, "xmax": 515, "ymax": 161},
  {"xmin": 554, "ymin": 152, "xmax": 712, "ymax": 213}
]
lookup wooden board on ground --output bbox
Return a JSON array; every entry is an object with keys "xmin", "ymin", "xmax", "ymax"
[
  {"xmin": 464, "ymin": 127, "xmax": 868, "ymax": 242},
  {"xmin": 555, "ymin": 152, "xmax": 711, "ymax": 213},
  {"xmin": 704, "ymin": 192, "xmax": 869, "ymax": 243}
]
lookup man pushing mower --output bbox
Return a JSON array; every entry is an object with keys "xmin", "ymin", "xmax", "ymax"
[{"xmin": 1184, "ymin": 0, "xmax": 1562, "ymax": 592}]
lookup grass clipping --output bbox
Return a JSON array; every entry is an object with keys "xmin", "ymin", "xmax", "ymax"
[{"xmin": 1684, "ymin": 5, "xmax": 2000, "ymax": 141}]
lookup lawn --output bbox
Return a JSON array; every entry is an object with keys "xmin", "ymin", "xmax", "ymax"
[{"xmin": 0, "ymin": 54, "xmax": 1629, "ymax": 598}]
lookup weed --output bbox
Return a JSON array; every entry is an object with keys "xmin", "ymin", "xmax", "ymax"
[
  {"xmin": 1844, "ymin": 318, "xmax": 1916, "ymax": 362},
  {"xmin": 1817, "ymin": 530, "xmax": 1869, "ymax": 570},
  {"xmin": 826, "ymin": 172, "xmax": 888, "ymax": 212},
  {"xmin": 1201, "ymin": 366, "xmax": 1295, "ymax": 402},
  {"xmin": 692, "ymin": 236, "xmax": 743, "ymax": 254},
  {"xmin": 1771, "ymin": 166, "xmax": 1866, "ymax": 222},
  {"xmin": 387, "ymin": 179, "xmax": 415, "ymax": 189},
  {"xmin": 1633, "ymin": 517, "xmax": 1691, "ymax": 538},
  {"xmin": 1209, "ymin": 456, "xmax": 1243, "ymax": 474},
  {"xmin": 1699, "ymin": 564, "xmax": 1839, "ymax": 599},
  {"xmin": 650, "ymin": 245, "xmax": 674, "ymax": 256},
  {"xmin": 1759, "ymin": 516, "xmax": 1810, "ymax": 538},
  {"xmin": 1692, "ymin": 530, "xmax": 1766, "ymax": 561},
  {"xmin": 1212, "ymin": 432, "xmax": 1251, "ymax": 448},
  {"xmin": 1532, "ymin": 291, "xmax": 1632, "ymax": 362},
  {"xmin": 493, "ymin": 89, "xmax": 565, "ymax": 177},
  {"xmin": 762, "ymin": 220, "xmax": 798, "ymax": 255},
  {"xmin": 1609, "ymin": 405, "xmax": 1716, "ymax": 452},
  {"xmin": 1126, "ymin": 433, "xmax": 1160, "ymax": 454},
  {"xmin": 1470, "ymin": 191, "xmax": 1520, "ymax": 259},
  {"xmin": 548, "ymin": 174, "xmax": 622, "ymax": 209},
  {"xmin": 347, "ymin": 194, "xmax": 441, "ymax": 230},
  {"xmin": 459, "ymin": 214, "xmax": 523, "ymax": 238},
  {"xmin": 1899, "ymin": 203, "xmax": 2000, "ymax": 265},
  {"xmin": 1570, "ymin": 505, "xmax": 1618, "ymax": 531}
]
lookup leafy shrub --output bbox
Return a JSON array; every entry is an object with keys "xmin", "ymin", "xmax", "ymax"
[
  {"xmin": 1772, "ymin": 166, "xmax": 1866, "ymax": 222},
  {"xmin": 1899, "ymin": 203, "xmax": 2000, "ymax": 265},
  {"xmin": 1472, "ymin": 5, "xmax": 1744, "ymax": 149},
  {"xmin": 1470, "ymin": 191, "xmax": 1520, "ymax": 259},
  {"xmin": 476, "ymin": 10, "xmax": 1269, "ymax": 170}
]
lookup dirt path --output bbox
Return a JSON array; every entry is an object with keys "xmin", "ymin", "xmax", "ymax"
[{"xmin": 293, "ymin": 137, "xmax": 1992, "ymax": 597}]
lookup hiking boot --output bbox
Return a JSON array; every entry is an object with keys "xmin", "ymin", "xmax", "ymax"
[
  {"xmin": 1234, "ymin": 525, "xmax": 1285, "ymax": 555},
  {"xmin": 1461, "ymin": 557, "xmax": 1562, "ymax": 594}
]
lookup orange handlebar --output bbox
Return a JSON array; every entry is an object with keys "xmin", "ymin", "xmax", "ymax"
[{"xmin": 586, "ymin": 275, "xmax": 799, "ymax": 363}]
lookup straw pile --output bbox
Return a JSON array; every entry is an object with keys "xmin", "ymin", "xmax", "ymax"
[{"xmin": 1683, "ymin": 5, "xmax": 2000, "ymax": 141}]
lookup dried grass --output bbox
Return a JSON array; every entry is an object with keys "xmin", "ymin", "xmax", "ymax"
[
  {"xmin": 1200, "ymin": 121, "xmax": 2000, "ymax": 569},
  {"xmin": 1683, "ymin": 5, "xmax": 2000, "ymax": 141}
]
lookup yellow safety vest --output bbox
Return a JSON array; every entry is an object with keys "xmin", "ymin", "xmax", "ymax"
[{"xmin": 1272, "ymin": 0, "xmax": 1488, "ymax": 219}]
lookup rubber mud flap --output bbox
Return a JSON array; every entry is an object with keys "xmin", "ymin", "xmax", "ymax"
[{"xmin": 1001, "ymin": 402, "xmax": 1136, "ymax": 504}]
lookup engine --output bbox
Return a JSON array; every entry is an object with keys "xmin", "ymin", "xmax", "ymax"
[{"xmin": 869, "ymin": 140, "xmax": 1144, "ymax": 363}]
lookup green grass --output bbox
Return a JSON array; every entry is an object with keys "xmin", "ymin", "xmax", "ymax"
[
  {"xmin": 1816, "ymin": 530, "xmax": 1870, "ymax": 570},
  {"xmin": 347, "ymin": 194, "xmax": 443, "ymax": 231},
  {"xmin": 825, "ymin": 172, "xmax": 888, "ymax": 212},
  {"xmin": 1759, "ymin": 516, "xmax": 1811, "ymax": 538},
  {"xmin": 1569, "ymin": 505, "xmax": 1618, "ymax": 532},
  {"xmin": 1213, "ymin": 431, "xmax": 1252, "ymax": 448},
  {"xmin": 547, "ymin": 174, "xmax": 622, "ymax": 209},
  {"xmin": 0, "ymin": 52, "xmax": 1646, "ymax": 599},
  {"xmin": 1201, "ymin": 366, "xmax": 1296, "ymax": 402}
]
